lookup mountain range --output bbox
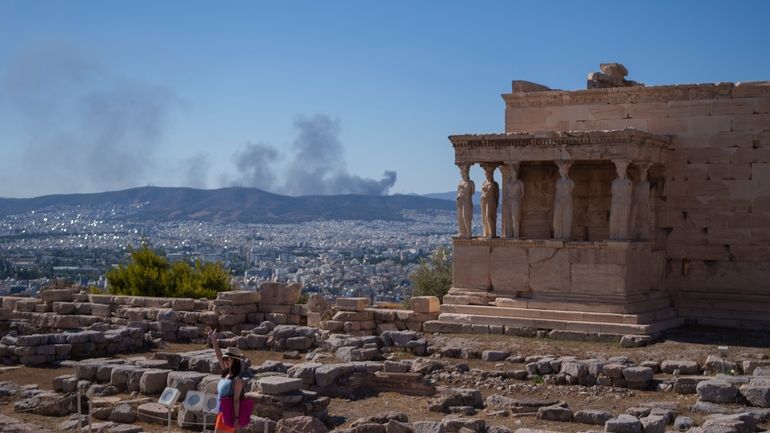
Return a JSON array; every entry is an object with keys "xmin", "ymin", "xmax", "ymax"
[{"xmin": 0, "ymin": 186, "xmax": 457, "ymax": 223}]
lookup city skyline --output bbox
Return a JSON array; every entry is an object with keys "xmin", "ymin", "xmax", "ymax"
[{"xmin": 2, "ymin": 0, "xmax": 770, "ymax": 198}]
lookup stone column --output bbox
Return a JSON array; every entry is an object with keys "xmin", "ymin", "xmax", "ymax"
[
  {"xmin": 552, "ymin": 160, "xmax": 574, "ymax": 240},
  {"xmin": 480, "ymin": 163, "xmax": 500, "ymax": 238},
  {"xmin": 631, "ymin": 162, "xmax": 652, "ymax": 241},
  {"xmin": 609, "ymin": 159, "xmax": 633, "ymax": 240},
  {"xmin": 456, "ymin": 163, "xmax": 475, "ymax": 238},
  {"xmin": 501, "ymin": 163, "xmax": 524, "ymax": 238}
]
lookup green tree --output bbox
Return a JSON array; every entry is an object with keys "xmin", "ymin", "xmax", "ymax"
[
  {"xmin": 107, "ymin": 244, "xmax": 230, "ymax": 298},
  {"xmin": 409, "ymin": 247, "xmax": 452, "ymax": 301}
]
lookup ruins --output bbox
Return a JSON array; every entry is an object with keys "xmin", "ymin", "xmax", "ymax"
[{"xmin": 441, "ymin": 63, "xmax": 770, "ymax": 336}]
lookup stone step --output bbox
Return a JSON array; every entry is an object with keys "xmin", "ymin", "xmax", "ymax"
[
  {"xmin": 492, "ymin": 296, "xmax": 673, "ymax": 314},
  {"xmin": 440, "ymin": 304, "xmax": 678, "ymax": 325},
  {"xmin": 435, "ymin": 312, "xmax": 685, "ymax": 335}
]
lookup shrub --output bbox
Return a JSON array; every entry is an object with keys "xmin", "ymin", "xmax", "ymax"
[{"xmin": 106, "ymin": 244, "xmax": 230, "ymax": 299}]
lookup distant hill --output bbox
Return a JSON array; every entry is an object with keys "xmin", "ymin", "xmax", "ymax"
[
  {"xmin": 0, "ymin": 186, "xmax": 455, "ymax": 223},
  {"xmin": 422, "ymin": 191, "xmax": 480, "ymax": 205}
]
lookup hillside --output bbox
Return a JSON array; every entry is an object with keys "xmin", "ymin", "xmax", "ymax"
[{"xmin": 0, "ymin": 186, "xmax": 455, "ymax": 223}]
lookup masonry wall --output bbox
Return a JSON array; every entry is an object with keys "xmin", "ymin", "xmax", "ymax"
[{"xmin": 503, "ymin": 81, "xmax": 770, "ymax": 330}]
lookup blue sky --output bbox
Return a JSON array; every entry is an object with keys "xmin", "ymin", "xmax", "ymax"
[{"xmin": 1, "ymin": 1, "xmax": 769, "ymax": 198}]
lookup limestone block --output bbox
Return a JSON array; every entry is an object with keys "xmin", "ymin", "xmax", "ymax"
[
  {"xmin": 574, "ymin": 409, "xmax": 612, "ymax": 425},
  {"xmin": 740, "ymin": 382, "xmax": 770, "ymax": 407},
  {"xmin": 88, "ymin": 294, "xmax": 115, "ymax": 305},
  {"xmin": 410, "ymin": 296, "xmax": 440, "ymax": 313},
  {"xmin": 536, "ymin": 405, "xmax": 573, "ymax": 421},
  {"xmin": 218, "ymin": 314, "xmax": 246, "ymax": 327},
  {"xmin": 259, "ymin": 376, "xmax": 303, "ymax": 395},
  {"xmin": 258, "ymin": 282, "xmax": 300, "ymax": 305},
  {"xmin": 733, "ymin": 114, "xmax": 770, "ymax": 132},
  {"xmin": 639, "ymin": 415, "xmax": 667, "ymax": 433},
  {"xmin": 627, "ymin": 102, "xmax": 668, "ymax": 119},
  {"xmin": 529, "ymin": 248, "xmax": 570, "ymax": 294},
  {"xmin": 660, "ymin": 360, "xmax": 699, "ymax": 375},
  {"xmin": 52, "ymin": 302, "xmax": 76, "ymax": 315},
  {"xmin": 40, "ymin": 288, "xmax": 74, "ymax": 303},
  {"xmin": 15, "ymin": 299, "xmax": 41, "ymax": 312},
  {"xmin": 110, "ymin": 365, "xmax": 138, "ymax": 390},
  {"xmin": 171, "ymin": 298, "xmax": 195, "ymax": 311},
  {"xmin": 336, "ymin": 298, "xmax": 370, "ymax": 311},
  {"xmin": 696, "ymin": 379, "xmax": 739, "ymax": 403},
  {"xmin": 490, "ymin": 246, "xmax": 529, "ymax": 295},
  {"xmin": 91, "ymin": 304, "xmax": 111, "ymax": 317},
  {"xmin": 605, "ymin": 414, "xmax": 642, "ymax": 433},
  {"xmin": 166, "ymin": 371, "xmax": 208, "ymax": 399},
  {"xmin": 668, "ymin": 100, "xmax": 711, "ymax": 117},
  {"xmin": 216, "ymin": 290, "xmax": 260, "ymax": 305},
  {"xmin": 136, "ymin": 369, "xmax": 170, "ymax": 394},
  {"xmin": 330, "ymin": 310, "xmax": 370, "ymax": 322},
  {"xmin": 453, "ymin": 244, "xmax": 491, "ymax": 291},
  {"xmin": 570, "ymin": 264, "xmax": 626, "ymax": 296}
]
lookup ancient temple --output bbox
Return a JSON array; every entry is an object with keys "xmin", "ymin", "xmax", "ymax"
[{"xmin": 433, "ymin": 64, "xmax": 770, "ymax": 336}]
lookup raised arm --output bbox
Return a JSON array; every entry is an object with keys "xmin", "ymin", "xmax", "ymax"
[{"xmin": 205, "ymin": 326, "xmax": 226, "ymax": 370}]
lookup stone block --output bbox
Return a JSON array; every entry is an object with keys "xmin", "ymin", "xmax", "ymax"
[
  {"xmin": 574, "ymin": 409, "xmax": 612, "ymax": 425},
  {"xmin": 696, "ymin": 379, "xmax": 739, "ymax": 403},
  {"xmin": 740, "ymin": 382, "xmax": 770, "ymax": 408},
  {"xmin": 259, "ymin": 376, "xmax": 303, "ymax": 395},
  {"xmin": 91, "ymin": 304, "xmax": 111, "ymax": 317},
  {"xmin": 140, "ymin": 369, "xmax": 170, "ymax": 395},
  {"xmin": 605, "ymin": 414, "xmax": 642, "ymax": 433},
  {"xmin": 529, "ymin": 248, "xmax": 570, "ymax": 294},
  {"xmin": 453, "ymin": 244, "xmax": 491, "ymax": 291},
  {"xmin": 536, "ymin": 405, "xmax": 573, "ymax": 421},
  {"xmin": 258, "ymin": 282, "xmax": 300, "ymax": 305},
  {"xmin": 410, "ymin": 296, "xmax": 440, "ymax": 313},
  {"xmin": 171, "ymin": 298, "xmax": 195, "ymax": 311},
  {"xmin": 40, "ymin": 288, "xmax": 74, "ymax": 303},
  {"xmin": 52, "ymin": 302, "xmax": 76, "ymax": 315},
  {"xmin": 336, "ymin": 297, "xmax": 370, "ymax": 311},
  {"xmin": 660, "ymin": 360, "xmax": 699, "ymax": 375},
  {"xmin": 490, "ymin": 246, "xmax": 529, "ymax": 295},
  {"xmin": 639, "ymin": 415, "xmax": 666, "ymax": 433}
]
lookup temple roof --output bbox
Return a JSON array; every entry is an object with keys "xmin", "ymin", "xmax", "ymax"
[{"xmin": 450, "ymin": 128, "xmax": 670, "ymax": 165}]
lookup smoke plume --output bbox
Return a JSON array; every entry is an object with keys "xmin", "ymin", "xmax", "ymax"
[
  {"xmin": 231, "ymin": 142, "xmax": 279, "ymax": 190},
  {"xmin": 0, "ymin": 42, "xmax": 180, "ymax": 197},
  {"xmin": 231, "ymin": 114, "xmax": 397, "ymax": 196}
]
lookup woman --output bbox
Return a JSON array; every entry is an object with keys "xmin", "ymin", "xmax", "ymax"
[{"xmin": 206, "ymin": 326, "xmax": 246, "ymax": 433}]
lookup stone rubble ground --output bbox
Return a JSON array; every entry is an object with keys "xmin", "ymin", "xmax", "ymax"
[{"xmin": 0, "ymin": 323, "xmax": 769, "ymax": 433}]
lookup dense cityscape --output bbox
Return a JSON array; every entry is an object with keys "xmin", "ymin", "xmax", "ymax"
[{"xmin": 0, "ymin": 204, "xmax": 459, "ymax": 303}]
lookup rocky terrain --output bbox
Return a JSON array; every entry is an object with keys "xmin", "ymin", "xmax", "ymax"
[{"xmin": 0, "ymin": 325, "xmax": 769, "ymax": 433}]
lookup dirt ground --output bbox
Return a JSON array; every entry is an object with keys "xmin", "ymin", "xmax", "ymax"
[{"xmin": 0, "ymin": 326, "xmax": 768, "ymax": 433}]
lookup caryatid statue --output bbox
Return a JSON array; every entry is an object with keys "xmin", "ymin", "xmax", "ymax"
[
  {"xmin": 501, "ymin": 163, "xmax": 524, "ymax": 238},
  {"xmin": 631, "ymin": 162, "xmax": 652, "ymax": 240},
  {"xmin": 609, "ymin": 159, "xmax": 633, "ymax": 240},
  {"xmin": 480, "ymin": 164, "xmax": 499, "ymax": 238},
  {"xmin": 456, "ymin": 163, "xmax": 475, "ymax": 238},
  {"xmin": 552, "ymin": 161, "xmax": 574, "ymax": 240}
]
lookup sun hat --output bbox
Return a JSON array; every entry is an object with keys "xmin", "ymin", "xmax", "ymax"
[{"xmin": 223, "ymin": 346, "xmax": 244, "ymax": 360}]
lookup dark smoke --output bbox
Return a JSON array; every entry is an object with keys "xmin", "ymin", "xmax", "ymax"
[
  {"xmin": 231, "ymin": 142, "xmax": 279, "ymax": 190},
  {"xmin": 229, "ymin": 114, "xmax": 397, "ymax": 196},
  {"xmin": 0, "ymin": 42, "xmax": 180, "ymax": 196}
]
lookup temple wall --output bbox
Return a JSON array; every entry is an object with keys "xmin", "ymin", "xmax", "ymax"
[
  {"xmin": 519, "ymin": 162, "xmax": 616, "ymax": 241},
  {"xmin": 503, "ymin": 82, "xmax": 770, "ymax": 329}
]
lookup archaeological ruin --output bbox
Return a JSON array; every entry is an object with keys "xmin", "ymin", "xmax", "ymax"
[{"xmin": 440, "ymin": 63, "xmax": 770, "ymax": 336}]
